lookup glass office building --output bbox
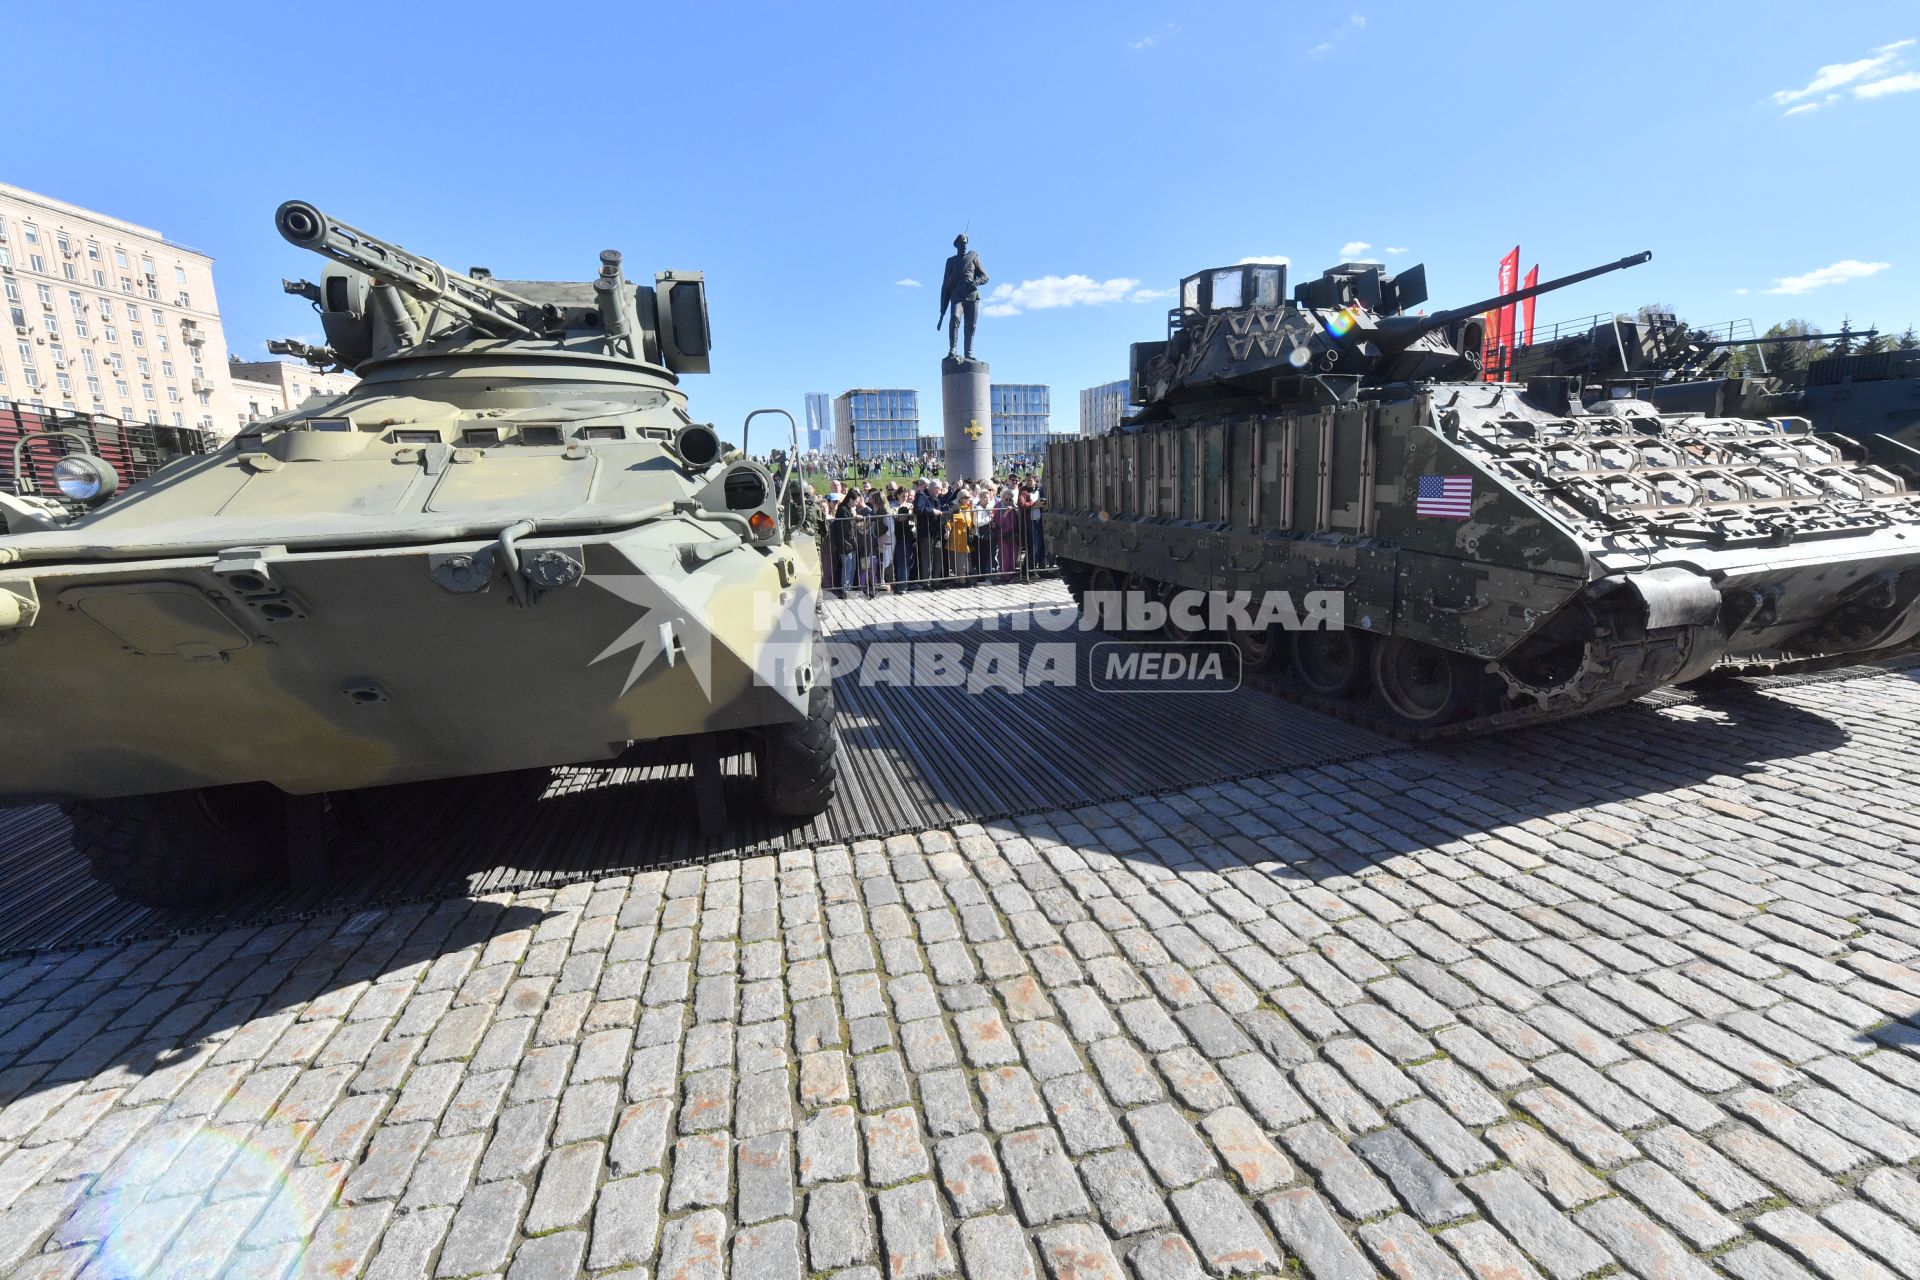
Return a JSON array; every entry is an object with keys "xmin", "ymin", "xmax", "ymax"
[
  {"xmin": 990, "ymin": 383, "xmax": 1050, "ymax": 465},
  {"xmin": 832, "ymin": 388, "xmax": 920, "ymax": 460},
  {"xmin": 803, "ymin": 392, "xmax": 832, "ymax": 452},
  {"xmin": 1078, "ymin": 378, "xmax": 1131, "ymax": 436}
]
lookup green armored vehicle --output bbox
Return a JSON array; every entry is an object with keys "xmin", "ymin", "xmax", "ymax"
[
  {"xmin": 1643, "ymin": 345, "xmax": 1920, "ymax": 475},
  {"xmin": 1045, "ymin": 252, "xmax": 1920, "ymax": 733},
  {"xmin": 0, "ymin": 201, "xmax": 836, "ymax": 904}
]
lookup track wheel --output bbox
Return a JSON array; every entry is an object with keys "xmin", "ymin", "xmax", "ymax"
[
  {"xmin": 1155, "ymin": 581, "xmax": 1197, "ymax": 641},
  {"xmin": 1123, "ymin": 575, "xmax": 1161, "ymax": 640},
  {"xmin": 1231, "ymin": 622, "xmax": 1290, "ymax": 672},
  {"xmin": 759, "ymin": 679, "xmax": 840, "ymax": 817},
  {"xmin": 1058, "ymin": 561, "xmax": 1090, "ymax": 610},
  {"xmin": 1292, "ymin": 629, "xmax": 1371, "ymax": 699},
  {"xmin": 63, "ymin": 783, "xmax": 288, "ymax": 908},
  {"xmin": 1372, "ymin": 636, "xmax": 1479, "ymax": 729},
  {"xmin": 1085, "ymin": 567, "xmax": 1123, "ymax": 632}
]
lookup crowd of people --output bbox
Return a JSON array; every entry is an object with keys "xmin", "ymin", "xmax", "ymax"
[
  {"xmin": 816, "ymin": 474, "xmax": 1049, "ymax": 594},
  {"xmin": 795, "ymin": 450, "xmax": 1049, "ymax": 484},
  {"xmin": 797, "ymin": 451, "xmax": 942, "ymax": 481}
]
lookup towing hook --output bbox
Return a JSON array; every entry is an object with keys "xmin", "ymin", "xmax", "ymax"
[{"xmin": 496, "ymin": 519, "xmax": 537, "ymax": 608}]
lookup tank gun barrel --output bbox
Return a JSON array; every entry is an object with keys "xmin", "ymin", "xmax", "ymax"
[
  {"xmin": 274, "ymin": 200, "xmax": 537, "ymax": 339},
  {"xmin": 1383, "ymin": 251, "xmax": 1652, "ymax": 351}
]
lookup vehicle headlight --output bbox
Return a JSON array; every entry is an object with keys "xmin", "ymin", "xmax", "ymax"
[
  {"xmin": 723, "ymin": 466, "xmax": 769, "ymax": 510},
  {"xmin": 53, "ymin": 455, "xmax": 121, "ymax": 504}
]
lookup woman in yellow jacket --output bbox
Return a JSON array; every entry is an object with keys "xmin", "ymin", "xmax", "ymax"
[{"xmin": 945, "ymin": 494, "xmax": 975, "ymax": 581}]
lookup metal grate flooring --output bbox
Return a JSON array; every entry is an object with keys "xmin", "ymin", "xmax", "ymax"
[{"xmin": 0, "ymin": 582, "xmax": 1397, "ymax": 956}]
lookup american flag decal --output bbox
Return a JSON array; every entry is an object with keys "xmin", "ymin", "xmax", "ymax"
[{"xmin": 1416, "ymin": 474, "xmax": 1473, "ymax": 519}]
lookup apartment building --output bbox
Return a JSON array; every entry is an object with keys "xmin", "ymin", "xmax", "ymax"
[
  {"xmin": 227, "ymin": 357, "xmax": 358, "ymax": 430},
  {"xmin": 0, "ymin": 182, "xmax": 237, "ymax": 437}
]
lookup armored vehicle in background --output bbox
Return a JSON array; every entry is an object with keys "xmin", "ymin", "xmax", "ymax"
[
  {"xmin": 0, "ymin": 201, "xmax": 835, "ymax": 905},
  {"xmin": 1647, "ymin": 345, "xmax": 1920, "ymax": 474},
  {"xmin": 1502, "ymin": 315, "xmax": 1920, "ymax": 469},
  {"xmin": 1797, "ymin": 347, "xmax": 1920, "ymax": 461},
  {"xmin": 1045, "ymin": 252, "xmax": 1920, "ymax": 733}
]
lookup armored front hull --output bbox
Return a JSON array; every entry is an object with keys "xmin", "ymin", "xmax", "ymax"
[
  {"xmin": 0, "ymin": 523, "xmax": 819, "ymax": 799},
  {"xmin": 1046, "ymin": 384, "xmax": 1920, "ymax": 732}
]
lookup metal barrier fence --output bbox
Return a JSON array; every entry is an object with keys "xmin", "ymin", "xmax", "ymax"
[
  {"xmin": 1, "ymin": 400, "xmax": 206, "ymax": 512},
  {"xmin": 816, "ymin": 506, "xmax": 1054, "ymax": 595}
]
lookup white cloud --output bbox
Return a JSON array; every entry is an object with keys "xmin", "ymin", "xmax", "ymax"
[
  {"xmin": 895, "ymin": 278, "xmax": 921, "ymax": 288},
  {"xmin": 982, "ymin": 274, "xmax": 1172, "ymax": 317},
  {"xmin": 1384, "ymin": 246, "xmax": 1407, "ymax": 255},
  {"xmin": 1237, "ymin": 255, "xmax": 1291, "ymax": 266},
  {"xmin": 1339, "ymin": 241, "xmax": 1372, "ymax": 257},
  {"xmin": 1129, "ymin": 22, "xmax": 1177, "ymax": 50},
  {"xmin": 1735, "ymin": 288, "xmax": 1750, "ymax": 296},
  {"xmin": 1310, "ymin": 13, "xmax": 1366, "ymax": 58},
  {"xmin": 1772, "ymin": 39, "xmax": 1914, "ymax": 114},
  {"xmin": 1763, "ymin": 259, "xmax": 1892, "ymax": 295},
  {"xmin": 1857, "ymin": 71, "xmax": 1920, "ymax": 97}
]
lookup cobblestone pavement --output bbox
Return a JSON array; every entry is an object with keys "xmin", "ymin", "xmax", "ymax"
[{"xmin": 4, "ymin": 668, "xmax": 1920, "ymax": 1280}]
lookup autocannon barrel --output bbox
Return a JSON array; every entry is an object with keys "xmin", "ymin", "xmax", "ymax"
[
  {"xmin": 273, "ymin": 200, "xmax": 538, "ymax": 339},
  {"xmin": 1381, "ymin": 251, "xmax": 1653, "ymax": 351},
  {"xmin": 1697, "ymin": 330, "xmax": 1871, "ymax": 350}
]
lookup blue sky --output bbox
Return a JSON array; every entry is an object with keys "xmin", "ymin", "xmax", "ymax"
[{"xmin": 6, "ymin": 1, "xmax": 1916, "ymax": 434}]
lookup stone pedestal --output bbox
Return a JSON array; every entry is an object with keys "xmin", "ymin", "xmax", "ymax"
[{"xmin": 941, "ymin": 356, "xmax": 993, "ymax": 482}]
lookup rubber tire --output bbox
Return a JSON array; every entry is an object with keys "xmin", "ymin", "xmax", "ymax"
[
  {"xmin": 1371, "ymin": 636, "xmax": 1479, "ymax": 729},
  {"xmin": 759, "ymin": 679, "xmax": 840, "ymax": 818},
  {"xmin": 63, "ymin": 784, "xmax": 287, "ymax": 908},
  {"xmin": 1293, "ymin": 629, "xmax": 1370, "ymax": 699}
]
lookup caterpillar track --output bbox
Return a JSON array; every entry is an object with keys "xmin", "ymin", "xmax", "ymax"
[{"xmin": 1061, "ymin": 575, "xmax": 1712, "ymax": 743}]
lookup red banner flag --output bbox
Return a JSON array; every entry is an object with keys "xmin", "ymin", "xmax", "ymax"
[
  {"xmin": 1497, "ymin": 247, "xmax": 1521, "ymax": 376},
  {"xmin": 1521, "ymin": 265, "xmax": 1539, "ymax": 348},
  {"xmin": 1483, "ymin": 302, "xmax": 1503, "ymax": 381}
]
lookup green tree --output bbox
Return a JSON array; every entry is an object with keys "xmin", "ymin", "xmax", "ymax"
[
  {"xmin": 1759, "ymin": 319, "xmax": 1823, "ymax": 374},
  {"xmin": 1896, "ymin": 326, "xmax": 1918, "ymax": 351}
]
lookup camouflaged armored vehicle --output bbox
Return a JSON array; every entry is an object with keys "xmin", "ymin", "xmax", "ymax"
[
  {"xmin": 1643, "ymin": 344, "xmax": 1920, "ymax": 476},
  {"xmin": 1045, "ymin": 252, "xmax": 1920, "ymax": 733},
  {"xmin": 0, "ymin": 201, "xmax": 836, "ymax": 905}
]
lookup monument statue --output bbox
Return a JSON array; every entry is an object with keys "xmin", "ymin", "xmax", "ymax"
[{"xmin": 937, "ymin": 233, "xmax": 989, "ymax": 362}]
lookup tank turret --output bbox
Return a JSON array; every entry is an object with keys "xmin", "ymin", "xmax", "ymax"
[
  {"xmin": 273, "ymin": 200, "xmax": 712, "ymax": 376},
  {"xmin": 1128, "ymin": 252, "xmax": 1651, "ymax": 421}
]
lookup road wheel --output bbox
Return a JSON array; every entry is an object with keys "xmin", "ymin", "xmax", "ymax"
[
  {"xmin": 1373, "ymin": 636, "xmax": 1479, "ymax": 729},
  {"xmin": 1122, "ymin": 575, "xmax": 1160, "ymax": 640},
  {"xmin": 1155, "ymin": 581, "xmax": 1196, "ymax": 641},
  {"xmin": 1293, "ymin": 629, "xmax": 1370, "ymax": 699},
  {"xmin": 1085, "ymin": 567, "xmax": 1122, "ymax": 632},
  {"xmin": 1232, "ymin": 623, "xmax": 1290, "ymax": 672},
  {"xmin": 759, "ymin": 679, "xmax": 840, "ymax": 817},
  {"xmin": 64, "ymin": 784, "xmax": 287, "ymax": 908},
  {"xmin": 1058, "ymin": 561, "xmax": 1089, "ymax": 610}
]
